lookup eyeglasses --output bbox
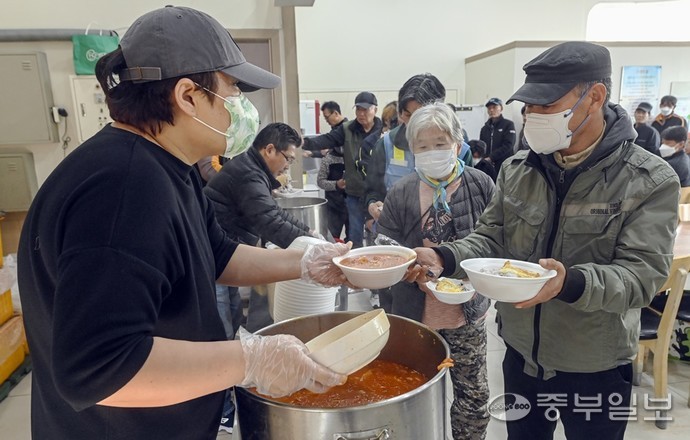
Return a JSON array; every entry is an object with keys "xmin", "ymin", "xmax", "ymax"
[
  {"xmin": 323, "ymin": 112, "xmax": 333, "ymax": 121},
  {"xmin": 280, "ymin": 150, "xmax": 296, "ymax": 165}
]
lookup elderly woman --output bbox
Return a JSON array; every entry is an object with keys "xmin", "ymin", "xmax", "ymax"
[{"xmin": 377, "ymin": 102, "xmax": 494, "ymax": 440}]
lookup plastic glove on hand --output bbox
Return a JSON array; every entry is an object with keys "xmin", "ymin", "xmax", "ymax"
[
  {"xmin": 301, "ymin": 241, "xmax": 352, "ymax": 286},
  {"xmin": 238, "ymin": 328, "xmax": 346, "ymax": 398}
]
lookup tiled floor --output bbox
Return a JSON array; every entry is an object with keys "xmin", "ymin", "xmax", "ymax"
[{"xmin": 2, "ymin": 291, "xmax": 689, "ymax": 439}]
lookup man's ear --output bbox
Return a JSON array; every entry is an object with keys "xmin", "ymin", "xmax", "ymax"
[
  {"xmin": 588, "ymin": 83, "xmax": 607, "ymax": 113},
  {"xmin": 172, "ymin": 78, "xmax": 204, "ymax": 117}
]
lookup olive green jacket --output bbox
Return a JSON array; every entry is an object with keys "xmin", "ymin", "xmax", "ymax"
[{"xmin": 437, "ymin": 104, "xmax": 680, "ymax": 379}]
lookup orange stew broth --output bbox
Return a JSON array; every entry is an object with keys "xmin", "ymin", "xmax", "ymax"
[
  {"xmin": 340, "ymin": 254, "xmax": 409, "ymax": 269},
  {"xmin": 256, "ymin": 360, "xmax": 428, "ymax": 408}
]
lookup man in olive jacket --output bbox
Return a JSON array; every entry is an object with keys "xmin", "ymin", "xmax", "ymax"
[{"xmin": 413, "ymin": 42, "xmax": 679, "ymax": 439}]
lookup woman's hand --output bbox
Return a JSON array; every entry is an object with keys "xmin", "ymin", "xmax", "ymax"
[{"xmin": 403, "ymin": 247, "xmax": 445, "ymax": 284}]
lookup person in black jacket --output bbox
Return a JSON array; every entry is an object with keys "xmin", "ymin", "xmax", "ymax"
[
  {"xmin": 660, "ymin": 126, "xmax": 690, "ymax": 187},
  {"xmin": 652, "ymin": 95, "xmax": 688, "ymax": 134},
  {"xmin": 633, "ymin": 102, "xmax": 660, "ymax": 155},
  {"xmin": 204, "ymin": 123, "xmax": 312, "ymax": 248},
  {"xmin": 469, "ymin": 139, "xmax": 497, "ymax": 182},
  {"xmin": 479, "ymin": 97, "xmax": 517, "ymax": 172},
  {"xmin": 303, "ymin": 101, "xmax": 348, "ymax": 159}
]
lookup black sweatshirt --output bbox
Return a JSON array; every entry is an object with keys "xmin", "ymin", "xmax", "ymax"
[{"xmin": 17, "ymin": 125, "xmax": 237, "ymax": 440}]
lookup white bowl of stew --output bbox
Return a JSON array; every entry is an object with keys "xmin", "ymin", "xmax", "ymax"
[{"xmin": 332, "ymin": 245, "xmax": 417, "ymax": 289}]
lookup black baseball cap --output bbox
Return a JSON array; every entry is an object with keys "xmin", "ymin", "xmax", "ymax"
[
  {"xmin": 485, "ymin": 97, "xmax": 503, "ymax": 107},
  {"xmin": 507, "ymin": 41, "xmax": 611, "ymax": 105},
  {"xmin": 636, "ymin": 102, "xmax": 653, "ymax": 113},
  {"xmin": 118, "ymin": 6, "xmax": 281, "ymax": 92},
  {"xmin": 354, "ymin": 92, "xmax": 378, "ymax": 108}
]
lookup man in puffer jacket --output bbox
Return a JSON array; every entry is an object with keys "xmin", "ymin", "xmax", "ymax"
[
  {"xmin": 412, "ymin": 42, "xmax": 679, "ymax": 439},
  {"xmin": 204, "ymin": 123, "xmax": 311, "ymax": 249}
]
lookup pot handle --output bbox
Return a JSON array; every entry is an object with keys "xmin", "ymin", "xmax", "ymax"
[{"xmin": 334, "ymin": 427, "xmax": 390, "ymax": 440}]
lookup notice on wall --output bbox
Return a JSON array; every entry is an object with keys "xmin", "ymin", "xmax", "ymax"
[{"xmin": 618, "ymin": 66, "xmax": 662, "ymax": 117}]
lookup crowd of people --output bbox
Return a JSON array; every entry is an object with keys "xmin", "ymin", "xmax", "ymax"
[{"xmin": 15, "ymin": 4, "xmax": 688, "ymax": 440}]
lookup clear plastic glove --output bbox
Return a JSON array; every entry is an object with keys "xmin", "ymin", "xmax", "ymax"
[
  {"xmin": 309, "ymin": 230, "xmax": 326, "ymax": 241},
  {"xmin": 301, "ymin": 242, "xmax": 352, "ymax": 286},
  {"xmin": 238, "ymin": 328, "xmax": 346, "ymax": 398}
]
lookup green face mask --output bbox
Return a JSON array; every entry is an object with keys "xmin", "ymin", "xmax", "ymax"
[
  {"xmin": 221, "ymin": 94, "xmax": 261, "ymax": 158},
  {"xmin": 193, "ymin": 85, "xmax": 261, "ymax": 158}
]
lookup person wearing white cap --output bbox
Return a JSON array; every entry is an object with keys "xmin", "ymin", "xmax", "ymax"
[
  {"xmin": 411, "ymin": 41, "xmax": 679, "ymax": 438},
  {"xmin": 17, "ymin": 6, "xmax": 348, "ymax": 440}
]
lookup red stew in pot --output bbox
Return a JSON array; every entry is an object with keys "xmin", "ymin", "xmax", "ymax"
[{"xmin": 257, "ymin": 360, "xmax": 427, "ymax": 408}]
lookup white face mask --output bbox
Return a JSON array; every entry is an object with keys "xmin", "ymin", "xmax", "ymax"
[
  {"xmin": 193, "ymin": 85, "xmax": 261, "ymax": 158},
  {"xmin": 523, "ymin": 88, "xmax": 591, "ymax": 155},
  {"xmin": 659, "ymin": 143, "xmax": 677, "ymax": 158},
  {"xmin": 414, "ymin": 148, "xmax": 457, "ymax": 179},
  {"xmin": 472, "ymin": 157, "xmax": 481, "ymax": 166},
  {"xmin": 659, "ymin": 106, "xmax": 673, "ymax": 117}
]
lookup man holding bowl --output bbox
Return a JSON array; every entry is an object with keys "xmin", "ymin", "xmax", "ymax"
[{"xmin": 411, "ymin": 42, "xmax": 679, "ymax": 439}]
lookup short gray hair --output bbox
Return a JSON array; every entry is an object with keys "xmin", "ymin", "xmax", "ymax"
[{"xmin": 406, "ymin": 102, "xmax": 464, "ymax": 149}]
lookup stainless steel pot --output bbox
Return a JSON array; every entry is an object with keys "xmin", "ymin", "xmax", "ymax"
[
  {"xmin": 236, "ymin": 312, "xmax": 450, "ymax": 440},
  {"xmin": 275, "ymin": 196, "xmax": 329, "ymax": 239}
]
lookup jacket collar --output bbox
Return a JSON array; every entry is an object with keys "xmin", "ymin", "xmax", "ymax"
[
  {"xmin": 484, "ymin": 114, "xmax": 505, "ymax": 127},
  {"xmin": 392, "ymin": 124, "xmax": 410, "ymax": 151},
  {"xmin": 247, "ymin": 147, "xmax": 281, "ymax": 189},
  {"xmin": 348, "ymin": 116, "xmax": 383, "ymax": 136}
]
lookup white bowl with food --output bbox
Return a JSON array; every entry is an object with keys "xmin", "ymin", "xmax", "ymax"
[
  {"xmin": 459, "ymin": 258, "xmax": 557, "ymax": 303},
  {"xmin": 332, "ymin": 245, "xmax": 417, "ymax": 289},
  {"xmin": 426, "ymin": 278, "xmax": 476, "ymax": 305},
  {"xmin": 305, "ymin": 309, "xmax": 390, "ymax": 375}
]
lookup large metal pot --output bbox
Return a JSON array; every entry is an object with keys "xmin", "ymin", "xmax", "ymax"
[
  {"xmin": 236, "ymin": 312, "xmax": 450, "ymax": 440},
  {"xmin": 275, "ymin": 196, "xmax": 329, "ymax": 239}
]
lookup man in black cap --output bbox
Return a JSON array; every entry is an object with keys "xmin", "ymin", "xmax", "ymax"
[
  {"xmin": 634, "ymin": 101, "xmax": 661, "ymax": 155},
  {"xmin": 410, "ymin": 41, "xmax": 679, "ymax": 438},
  {"xmin": 479, "ymin": 97, "xmax": 517, "ymax": 172},
  {"xmin": 303, "ymin": 92, "xmax": 383, "ymax": 248},
  {"xmin": 17, "ymin": 6, "xmax": 348, "ymax": 440}
]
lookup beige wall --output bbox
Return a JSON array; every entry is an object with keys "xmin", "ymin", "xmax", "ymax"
[
  {"xmin": 293, "ymin": 0, "xmax": 652, "ymax": 101},
  {"xmin": 0, "ymin": 0, "xmax": 286, "ymax": 186}
]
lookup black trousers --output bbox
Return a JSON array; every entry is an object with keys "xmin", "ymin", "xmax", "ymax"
[{"xmin": 502, "ymin": 345, "xmax": 633, "ymax": 440}]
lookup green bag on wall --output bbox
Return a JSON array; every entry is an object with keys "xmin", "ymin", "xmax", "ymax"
[{"xmin": 72, "ymin": 32, "xmax": 119, "ymax": 75}]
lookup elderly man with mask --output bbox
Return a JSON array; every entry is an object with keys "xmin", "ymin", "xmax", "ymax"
[
  {"xmin": 17, "ymin": 6, "xmax": 349, "ymax": 440},
  {"xmin": 411, "ymin": 41, "xmax": 679, "ymax": 439}
]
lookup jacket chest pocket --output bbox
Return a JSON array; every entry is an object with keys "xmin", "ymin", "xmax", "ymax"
[
  {"xmin": 503, "ymin": 196, "xmax": 545, "ymax": 260},
  {"xmin": 561, "ymin": 213, "xmax": 621, "ymax": 265}
]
